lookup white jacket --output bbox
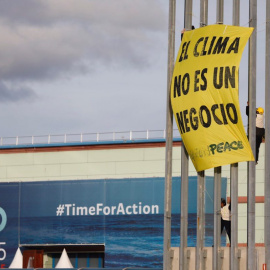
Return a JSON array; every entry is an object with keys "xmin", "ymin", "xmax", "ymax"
[
  {"xmin": 256, "ymin": 114, "xmax": 264, "ymax": 128},
  {"xmin": 221, "ymin": 204, "xmax": 231, "ymax": 221}
]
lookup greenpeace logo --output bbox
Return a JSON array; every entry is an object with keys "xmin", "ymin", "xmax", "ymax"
[
  {"xmin": 208, "ymin": 141, "xmax": 244, "ymax": 155},
  {"xmin": 188, "ymin": 140, "xmax": 245, "ymax": 161},
  {"xmin": 56, "ymin": 202, "xmax": 159, "ymax": 216}
]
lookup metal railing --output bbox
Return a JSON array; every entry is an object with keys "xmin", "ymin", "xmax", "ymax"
[{"xmin": 0, "ymin": 129, "xmax": 181, "ymax": 147}]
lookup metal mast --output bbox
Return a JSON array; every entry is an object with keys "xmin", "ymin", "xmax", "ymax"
[
  {"xmin": 231, "ymin": 1, "xmax": 240, "ymax": 269},
  {"xmin": 163, "ymin": 0, "xmax": 176, "ymax": 269},
  {"xmin": 179, "ymin": 2, "xmax": 192, "ymax": 269},
  {"xmin": 196, "ymin": 1, "xmax": 208, "ymax": 270},
  {"xmin": 265, "ymin": 0, "xmax": 270, "ymax": 267},
  {"xmin": 247, "ymin": 0, "xmax": 257, "ymax": 269},
  {"xmin": 213, "ymin": 1, "xmax": 223, "ymax": 270}
]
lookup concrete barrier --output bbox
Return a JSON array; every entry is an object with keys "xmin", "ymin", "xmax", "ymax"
[{"xmin": 171, "ymin": 247, "xmax": 265, "ymax": 270}]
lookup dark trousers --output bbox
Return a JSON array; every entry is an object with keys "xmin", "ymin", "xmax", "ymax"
[
  {"xmin": 221, "ymin": 219, "xmax": 231, "ymax": 243},
  {"xmin": 256, "ymin": 127, "xmax": 265, "ymax": 162},
  {"xmin": 256, "ymin": 135, "xmax": 262, "ymax": 162}
]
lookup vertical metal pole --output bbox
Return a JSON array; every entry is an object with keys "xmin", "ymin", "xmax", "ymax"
[
  {"xmin": 18, "ymin": 182, "xmax": 21, "ymax": 246},
  {"xmin": 213, "ymin": 167, "xmax": 222, "ymax": 270},
  {"xmin": 231, "ymin": 1, "xmax": 240, "ymax": 270},
  {"xmin": 216, "ymin": 0, "xmax": 224, "ymax": 24},
  {"xmin": 213, "ymin": 2, "xmax": 223, "ymax": 270},
  {"xmin": 196, "ymin": 171, "xmax": 205, "ymax": 270},
  {"xmin": 200, "ymin": 0, "xmax": 208, "ymax": 27},
  {"xmin": 196, "ymin": 2, "xmax": 208, "ymax": 270},
  {"xmin": 179, "ymin": 2, "xmax": 192, "ymax": 269},
  {"xmin": 265, "ymin": 0, "xmax": 270, "ymax": 267},
  {"xmin": 247, "ymin": 0, "xmax": 257, "ymax": 269},
  {"xmin": 163, "ymin": 1, "xmax": 176, "ymax": 269},
  {"xmin": 180, "ymin": 146, "xmax": 189, "ymax": 270},
  {"xmin": 230, "ymin": 164, "xmax": 238, "ymax": 270}
]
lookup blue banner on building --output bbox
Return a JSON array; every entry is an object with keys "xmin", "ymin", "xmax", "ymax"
[{"xmin": 0, "ymin": 176, "xmax": 227, "ymax": 268}]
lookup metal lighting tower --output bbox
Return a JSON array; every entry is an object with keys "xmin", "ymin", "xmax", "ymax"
[
  {"xmin": 163, "ymin": 0, "xmax": 176, "ymax": 269},
  {"xmin": 265, "ymin": 0, "xmax": 270, "ymax": 267},
  {"xmin": 247, "ymin": 0, "xmax": 257, "ymax": 269},
  {"xmin": 213, "ymin": 1, "xmax": 223, "ymax": 270},
  {"xmin": 196, "ymin": 1, "xmax": 208, "ymax": 270},
  {"xmin": 179, "ymin": 2, "xmax": 192, "ymax": 269},
  {"xmin": 231, "ymin": 1, "xmax": 240, "ymax": 269}
]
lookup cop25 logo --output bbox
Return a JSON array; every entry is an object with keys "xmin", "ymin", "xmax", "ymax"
[{"xmin": 0, "ymin": 208, "xmax": 7, "ymax": 232}]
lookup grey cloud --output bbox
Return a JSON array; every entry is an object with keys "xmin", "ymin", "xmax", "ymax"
[
  {"xmin": 0, "ymin": 81, "xmax": 36, "ymax": 103},
  {"xmin": 0, "ymin": 0, "xmax": 166, "ymax": 31},
  {"xmin": 0, "ymin": 0, "xmax": 167, "ymax": 81}
]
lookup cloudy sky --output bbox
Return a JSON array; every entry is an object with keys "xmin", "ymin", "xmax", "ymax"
[{"xmin": 0, "ymin": 0, "xmax": 267, "ymax": 139}]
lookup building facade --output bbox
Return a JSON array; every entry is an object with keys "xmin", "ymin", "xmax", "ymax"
[{"xmin": 0, "ymin": 138, "xmax": 264, "ymax": 268}]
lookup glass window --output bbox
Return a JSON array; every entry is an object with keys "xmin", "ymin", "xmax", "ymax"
[
  {"xmin": 52, "ymin": 254, "xmax": 60, "ymax": 268},
  {"xmin": 89, "ymin": 257, "xmax": 99, "ymax": 268},
  {"xmin": 77, "ymin": 253, "xmax": 88, "ymax": 268},
  {"xmin": 48, "ymin": 251, "xmax": 103, "ymax": 268},
  {"xmin": 68, "ymin": 253, "xmax": 76, "ymax": 268}
]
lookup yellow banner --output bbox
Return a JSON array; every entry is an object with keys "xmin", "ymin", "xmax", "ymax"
[{"xmin": 171, "ymin": 25, "xmax": 254, "ymax": 171}]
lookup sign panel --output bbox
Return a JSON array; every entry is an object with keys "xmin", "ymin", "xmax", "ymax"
[
  {"xmin": 0, "ymin": 183, "xmax": 20, "ymax": 268},
  {"xmin": 0, "ymin": 177, "xmax": 226, "ymax": 267},
  {"xmin": 171, "ymin": 25, "xmax": 254, "ymax": 171}
]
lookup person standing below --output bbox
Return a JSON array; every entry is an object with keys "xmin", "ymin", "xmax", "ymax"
[
  {"xmin": 221, "ymin": 198, "xmax": 231, "ymax": 244},
  {"xmin": 246, "ymin": 101, "xmax": 265, "ymax": 163}
]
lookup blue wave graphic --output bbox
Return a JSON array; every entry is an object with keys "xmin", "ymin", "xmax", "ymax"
[{"xmin": 18, "ymin": 214, "xmax": 225, "ymax": 268}]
